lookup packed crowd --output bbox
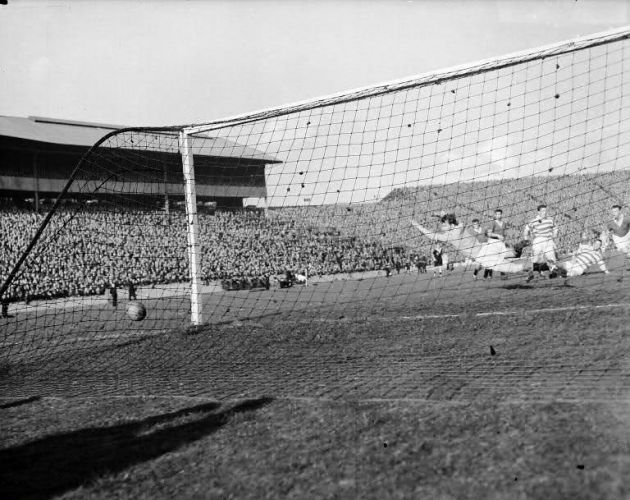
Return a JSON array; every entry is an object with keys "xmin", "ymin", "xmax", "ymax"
[
  {"xmin": 0, "ymin": 207, "xmax": 417, "ymax": 303},
  {"xmin": 1, "ymin": 170, "xmax": 627, "ymax": 303}
]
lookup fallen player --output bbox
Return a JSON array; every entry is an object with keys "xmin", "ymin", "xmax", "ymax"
[
  {"xmin": 557, "ymin": 229, "xmax": 609, "ymax": 278},
  {"xmin": 412, "ymin": 214, "xmax": 527, "ymax": 274}
]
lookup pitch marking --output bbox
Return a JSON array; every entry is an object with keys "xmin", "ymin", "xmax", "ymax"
[{"xmin": 401, "ymin": 302, "xmax": 629, "ymax": 321}]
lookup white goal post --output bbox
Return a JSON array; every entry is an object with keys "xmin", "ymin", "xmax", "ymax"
[{"xmin": 179, "ymin": 131, "xmax": 203, "ymax": 325}]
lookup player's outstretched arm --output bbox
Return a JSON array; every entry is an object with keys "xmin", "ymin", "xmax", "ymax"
[
  {"xmin": 490, "ymin": 260, "xmax": 530, "ymax": 273},
  {"xmin": 411, "ymin": 220, "xmax": 446, "ymax": 242}
]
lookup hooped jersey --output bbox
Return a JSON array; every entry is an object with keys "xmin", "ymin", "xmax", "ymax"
[{"xmin": 526, "ymin": 217, "xmax": 555, "ymax": 241}]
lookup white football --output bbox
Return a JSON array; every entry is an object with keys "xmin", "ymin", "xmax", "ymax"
[{"xmin": 127, "ymin": 301, "xmax": 146, "ymax": 321}]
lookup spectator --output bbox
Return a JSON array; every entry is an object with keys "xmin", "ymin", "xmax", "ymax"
[
  {"xmin": 128, "ymin": 282, "xmax": 137, "ymax": 301},
  {"xmin": 110, "ymin": 284, "xmax": 118, "ymax": 308}
]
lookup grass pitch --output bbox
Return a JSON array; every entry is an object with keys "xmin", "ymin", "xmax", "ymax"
[{"xmin": 1, "ymin": 268, "xmax": 629, "ymax": 499}]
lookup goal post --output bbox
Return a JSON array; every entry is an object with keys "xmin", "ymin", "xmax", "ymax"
[{"xmin": 179, "ymin": 131, "xmax": 203, "ymax": 326}]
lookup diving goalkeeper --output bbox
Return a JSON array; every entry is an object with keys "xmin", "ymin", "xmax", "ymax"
[{"xmin": 412, "ymin": 213, "xmax": 526, "ymax": 274}]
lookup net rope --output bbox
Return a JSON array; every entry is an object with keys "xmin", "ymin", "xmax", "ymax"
[{"xmin": 1, "ymin": 28, "xmax": 629, "ymax": 399}]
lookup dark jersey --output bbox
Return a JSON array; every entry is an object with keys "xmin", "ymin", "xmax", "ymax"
[
  {"xmin": 468, "ymin": 225, "xmax": 488, "ymax": 243},
  {"xmin": 488, "ymin": 219, "xmax": 506, "ymax": 239},
  {"xmin": 607, "ymin": 215, "xmax": 630, "ymax": 237},
  {"xmin": 432, "ymin": 249, "xmax": 443, "ymax": 266}
]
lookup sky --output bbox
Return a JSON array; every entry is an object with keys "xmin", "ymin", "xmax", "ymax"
[{"xmin": 1, "ymin": 0, "xmax": 629, "ymax": 127}]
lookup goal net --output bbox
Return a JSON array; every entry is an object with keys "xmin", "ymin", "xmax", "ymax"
[{"xmin": 1, "ymin": 27, "xmax": 629, "ymax": 381}]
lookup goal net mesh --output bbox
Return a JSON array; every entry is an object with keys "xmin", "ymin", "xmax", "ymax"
[{"xmin": 1, "ymin": 28, "xmax": 629, "ymax": 394}]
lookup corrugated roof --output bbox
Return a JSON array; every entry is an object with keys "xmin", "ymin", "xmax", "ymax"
[
  {"xmin": 0, "ymin": 116, "xmax": 281, "ymax": 164},
  {"xmin": 0, "ymin": 116, "xmax": 119, "ymax": 148}
]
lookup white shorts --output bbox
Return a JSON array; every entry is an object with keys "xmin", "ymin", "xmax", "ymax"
[
  {"xmin": 563, "ymin": 260, "xmax": 587, "ymax": 278},
  {"xmin": 476, "ymin": 240, "xmax": 509, "ymax": 268},
  {"xmin": 531, "ymin": 238, "xmax": 556, "ymax": 263},
  {"xmin": 611, "ymin": 232, "xmax": 630, "ymax": 255}
]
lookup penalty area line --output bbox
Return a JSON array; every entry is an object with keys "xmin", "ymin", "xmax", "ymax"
[
  {"xmin": 402, "ymin": 302, "xmax": 629, "ymax": 321},
  {"xmin": 475, "ymin": 302, "xmax": 629, "ymax": 317}
]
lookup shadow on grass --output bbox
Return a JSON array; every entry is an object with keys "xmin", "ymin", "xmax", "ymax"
[
  {"xmin": 0, "ymin": 395, "xmax": 41, "ymax": 409},
  {"xmin": 0, "ymin": 397, "xmax": 272, "ymax": 500},
  {"xmin": 501, "ymin": 284, "xmax": 534, "ymax": 290}
]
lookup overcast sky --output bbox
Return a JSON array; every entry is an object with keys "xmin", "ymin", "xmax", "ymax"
[{"xmin": 1, "ymin": 0, "xmax": 628, "ymax": 127}]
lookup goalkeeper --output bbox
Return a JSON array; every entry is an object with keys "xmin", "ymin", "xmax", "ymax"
[{"xmin": 412, "ymin": 213, "xmax": 526, "ymax": 274}]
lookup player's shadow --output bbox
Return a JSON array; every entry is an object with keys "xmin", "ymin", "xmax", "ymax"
[
  {"xmin": 0, "ymin": 395, "xmax": 41, "ymax": 409},
  {"xmin": 501, "ymin": 284, "xmax": 534, "ymax": 290},
  {"xmin": 0, "ymin": 397, "xmax": 272, "ymax": 500}
]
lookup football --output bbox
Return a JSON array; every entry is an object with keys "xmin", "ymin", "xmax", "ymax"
[{"xmin": 126, "ymin": 301, "xmax": 146, "ymax": 321}]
